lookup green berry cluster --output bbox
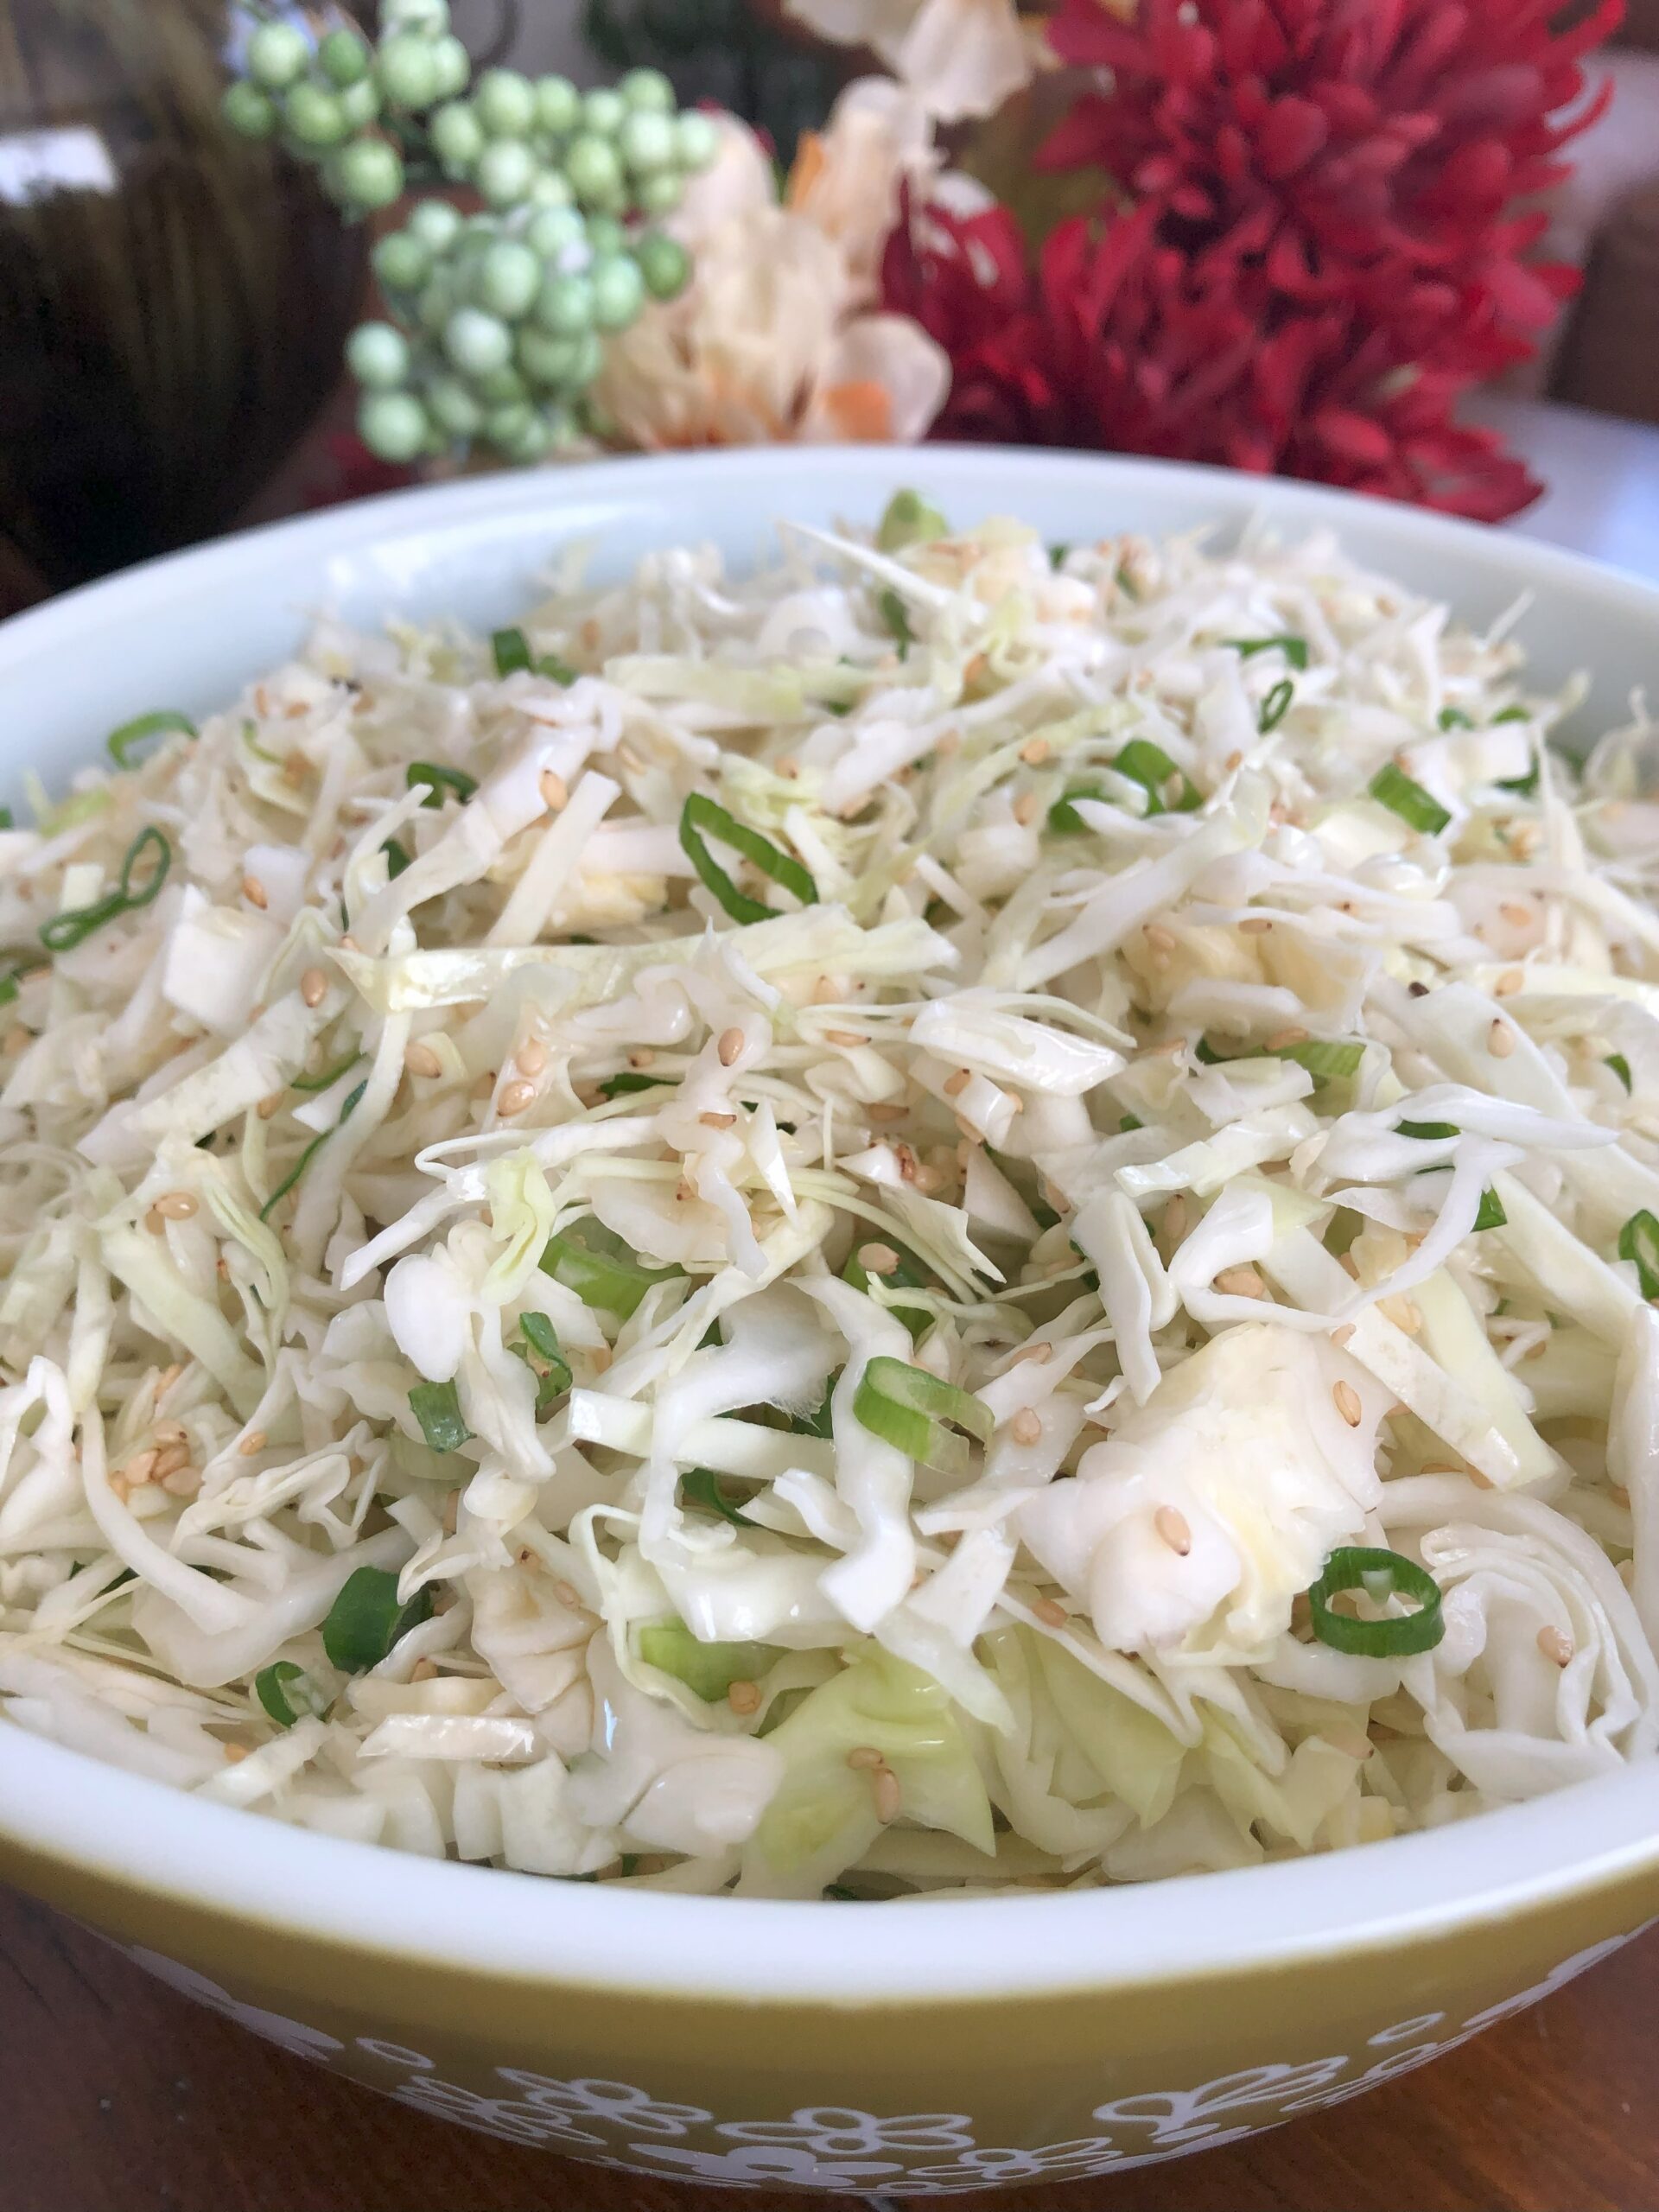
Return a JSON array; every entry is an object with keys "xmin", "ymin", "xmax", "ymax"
[{"xmin": 223, "ymin": 1, "xmax": 709, "ymax": 465}]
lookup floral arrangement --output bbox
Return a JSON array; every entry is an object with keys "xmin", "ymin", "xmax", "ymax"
[{"xmin": 226, "ymin": 0, "xmax": 1624, "ymax": 515}]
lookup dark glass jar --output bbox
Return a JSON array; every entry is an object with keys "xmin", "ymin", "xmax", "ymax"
[{"xmin": 0, "ymin": 1, "xmax": 366, "ymax": 606}]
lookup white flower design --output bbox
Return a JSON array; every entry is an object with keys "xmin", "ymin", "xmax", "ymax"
[
  {"xmin": 718, "ymin": 2105, "xmax": 977, "ymax": 2156},
  {"xmin": 632, "ymin": 2141, "xmax": 904, "ymax": 2188},
  {"xmin": 389, "ymin": 2074, "xmax": 613, "ymax": 2150},
  {"xmin": 495, "ymin": 2070, "xmax": 711, "ymax": 2139},
  {"xmin": 1091, "ymin": 2059, "xmax": 1353, "ymax": 2148},
  {"xmin": 118, "ymin": 1944, "xmax": 344, "ymax": 2063}
]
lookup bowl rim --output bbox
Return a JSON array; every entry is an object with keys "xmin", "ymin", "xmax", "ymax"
[{"xmin": 3, "ymin": 442, "xmax": 1657, "ymax": 2006}]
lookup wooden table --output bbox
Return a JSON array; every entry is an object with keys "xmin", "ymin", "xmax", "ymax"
[{"xmin": 5, "ymin": 397, "xmax": 1659, "ymax": 2212}]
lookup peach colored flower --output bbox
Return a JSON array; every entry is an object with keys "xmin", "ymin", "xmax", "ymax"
[{"xmin": 782, "ymin": 0, "xmax": 1037, "ymax": 121}]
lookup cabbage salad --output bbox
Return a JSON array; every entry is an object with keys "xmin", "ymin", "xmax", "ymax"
[{"xmin": 2, "ymin": 491, "xmax": 1656, "ymax": 1900}]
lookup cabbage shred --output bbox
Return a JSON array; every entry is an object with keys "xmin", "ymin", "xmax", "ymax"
[{"xmin": 1, "ymin": 500, "xmax": 1656, "ymax": 1897}]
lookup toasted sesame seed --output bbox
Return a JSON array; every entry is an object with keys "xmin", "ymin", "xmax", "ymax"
[
  {"xmin": 700, "ymin": 1110, "xmax": 737, "ymax": 1129},
  {"xmin": 1163, "ymin": 1193, "xmax": 1188, "ymax": 1246},
  {"xmin": 1154, "ymin": 1504, "xmax": 1192, "ymax": 1555},
  {"xmin": 1468, "ymin": 1465, "xmax": 1496, "ymax": 1489},
  {"xmin": 1524, "ymin": 1334, "xmax": 1548, "ymax": 1361},
  {"xmin": 515, "ymin": 1038, "xmax": 549, "ymax": 1078},
  {"xmin": 300, "ymin": 968, "xmax": 327, "ymax": 1007},
  {"xmin": 538, "ymin": 769, "xmax": 568, "ymax": 812},
  {"xmin": 1488, "ymin": 1019, "xmax": 1516, "ymax": 1058},
  {"xmin": 859, "ymin": 1243, "xmax": 900, "ymax": 1278},
  {"xmin": 257, "ymin": 1091, "xmax": 283, "ymax": 1119},
  {"xmin": 1140, "ymin": 1037, "xmax": 1184, "ymax": 1060},
  {"xmin": 1338, "ymin": 1252, "xmax": 1361, "ymax": 1280},
  {"xmin": 944, "ymin": 1068, "xmax": 971, "ymax": 1097},
  {"xmin": 847, "ymin": 1744, "xmax": 884, "ymax": 1770},
  {"xmin": 717, "ymin": 1027, "xmax": 745, "ymax": 1066},
  {"xmin": 728, "ymin": 1679, "xmax": 763, "ymax": 1716},
  {"xmin": 1032, "ymin": 1597, "xmax": 1069, "ymax": 1629},
  {"xmin": 912, "ymin": 1162, "xmax": 944, "ymax": 1194},
  {"xmin": 1499, "ymin": 900, "xmax": 1532, "ymax": 928},
  {"xmin": 1238, "ymin": 915, "xmax": 1273, "ymax": 934},
  {"xmin": 3, "ymin": 1025, "xmax": 29, "ymax": 1055},
  {"xmin": 1224, "ymin": 749, "xmax": 1244, "ymax": 772},
  {"xmin": 410, "ymin": 1656, "xmax": 438, "ymax": 1682},
  {"xmin": 1020, "ymin": 736, "xmax": 1051, "ymax": 766},
  {"xmin": 238, "ymin": 1430, "xmax": 267, "ymax": 1458},
  {"xmin": 1377, "ymin": 1294, "xmax": 1421, "ymax": 1335},
  {"xmin": 162, "ymin": 1466, "xmax": 200, "ymax": 1499},
  {"xmin": 1213, "ymin": 1264, "xmax": 1267, "ymax": 1299},
  {"xmin": 1266, "ymin": 1025, "xmax": 1308, "ymax": 1051},
  {"xmin": 1010, "ymin": 1408, "xmax": 1043, "ymax": 1446},
  {"xmin": 552, "ymin": 1580, "xmax": 582, "ymax": 1610},
  {"xmin": 471, "ymin": 1072, "xmax": 497, "ymax": 1101},
  {"xmin": 1536, "ymin": 1624, "xmax": 1574, "ymax": 1668},
  {"xmin": 123, "ymin": 1450, "xmax": 157, "ymax": 1487},
  {"xmin": 155, "ymin": 1191, "xmax": 199, "ymax": 1222},
  {"xmin": 674, "ymin": 1178, "xmax": 693, "ymax": 1203},
  {"xmin": 497, "ymin": 1079, "xmax": 537, "ymax": 1117},
  {"xmin": 825, "ymin": 1028, "xmax": 868, "ymax": 1048},
  {"xmin": 1495, "ymin": 968, "xmax": 1524, "ymax": 997},
  {"xmin": 1144, "ymin": 923, "xmax": 1176, "ymax": 952},
  {"xmin": 627, "ymin": 1047, "xmax": 655, "ymax": 1070},
  {"xmin": 872, "ymin": 1766, "xmax": 902, "ymax": 1824},
  {"xmin": 144, "ymin": 1207, "xmax": 166, "ymax": 1236},
  {"xmin": 616, "ymin": 741, "xmax": 645, "ymax": 775},
  {"xmin": 283, "ymin": 749, "xmax": 308, "ymax": 786},
  {"xmin": 588, "ymin": 1345, "xmax": 613, "ymax": 1374},
  {"xmin": 1321, "ymin": 1724, "xmax": 1374, "ymax": 1764},
  {"xmin": 107, "ymin": 1471, "xmax": 131, "ymax": 1504},
  {"xmin": 156, "ymin": 1364, "xmax": 183, "ymax": 1400},
  {"xmin": 241, "ymin": 874, "xmax": 268, "ymax": 910},
  {"xmin": 1013, "ymin": 791, "xmax": 1039, "ymax": 827},
  {"xmin": 1006, "ymin": 1092, "xmax": 1024, "ymax": 1113},
  {"xmin": 776, "ymin": 756, "xmax": 799, "ymax": 780},
  {"xmin": 868, "ymin": 1101, "xmax": 907, "ymax": 1123},
  {"xmin": 1331, "ymin": 1323, "xmax": 1356, "ymax": 1348},
  {"xmin": 1011, "ymin": 1342, "xmax": 1052, "ymax": 1365},
  {"xmin": 224, "ymin": 1743, "xmax": 251, "ymax": 1764},
  {"xmin": 152, "ymin": 1421, "xmax": 188, "ymax": 1446},
  {"xmin": 405, "ymin": 1041, "xmax": 442, "ymax": 1079},
  {"xmin": 442, "ymin": 1491, "xmax": 460, "ymax": 1536},
  {"xmin": 1332, "ymin": 1380, "xmax": 1363, "ymax": 1427}
]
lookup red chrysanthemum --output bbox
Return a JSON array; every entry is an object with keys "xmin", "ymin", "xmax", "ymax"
[{"xmin": 883, "ymin": 0, "xmax": 1624, "ymax": 519}]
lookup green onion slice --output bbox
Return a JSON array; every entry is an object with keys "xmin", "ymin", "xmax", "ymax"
[
  {"xmin": 843, "ymin": 1243, "xmax": 931, "ymax": 1341},
  {"xmin": 406, "ymin": 761, "xmax": 478, "ymax": 808},
  {"xmin": 680, "ymin": 1467, "xmax": 752, "ymax": 1526},
  {"xmin": 598, "ymin": 1070, "xmax": 676, "ymax": 1099},
  {"xmin": 258, "ymin": 1078, "xmax": 365, "ymax": 1222},
  {"xmin": 1276, "ymin": 1038, "xmax": 1364, "ymax": 1080},
  {"xmin": 255, "ymin": 1660, "xmax": 329, "ymax": 1728},
  {"xmin": 1114, "ymin": 737, "xmax": 1200, "ymax": 815},
  {"xmin": 291, "ymin": 1050, "xmax": 363, "ymax": 1094},
  {"xmin": 1496, "ymin": 760, "xmax": 1541, "ymax": 798},
  {"xmin": 1258, "ymin": 678, "xmax": 1294, "ymax": 734},
  {"xmin": 107, "ymin": 709, "xmax": 196, "ymax": 768},
  {"xmin": 1397, "ymin": 1119, "xmax": 1460, "ymax": 1141},
  {"xmin": 791, "ymin": 1375, "xmax": 837, "ymax": 1439},
  {"xmin": 0, "ymin": 808, "xmax": 12, "ymax": 830},
  {"xmin": 877, "ymin": 587, "xmax": 913, "ymax": 658},
  {"xmin": 1618, "ymin": 1209, "xmax": 1659, "ymax": 1300},
  {"xmin": 516, "ymin": 1310, "xmax": 572, "ymax": 1407},
  {"xmin": 1047, "ymin": 542, "xmax": 1070, "ymax": 569},
  {"xmin": 1308, "ymin": 1545, "xmax": 1445, "ymax": 1657},
  {"xmin": 1048, "ymin": 785, "xmax": 1103, "ymax": 833},
  {"xmin": 1369, "ymin": 762, "xmax": 1451, "ymax": 836},
  {"xmin": 1229, "ymin": 635, "xmax": 1309, "ymax": 670},
  {"xmin": 1607, "ymin": 1053, "xmax": 1633, "ymax": 1093},
  {"xmin": 321, "ymin": 1566, "xmax": 434, "ymax": 1675},
  {"xmin": 40, "ymin": 825, "xmax": 172, "ymax": 953},
  {"xmin": 1437, "ymin": 706, "xmax": 1472, "ymax": 730},
  {"xmin": 492, "ymin": 626, "xmax": 531, "ymax": 677},
  {"xmin": 678, "ymin": 793, "xmax": 817, "ymax": 927},
  {"xmin": 540, "ymin": 1215, "xmax": 681, "ymax": 1318},
  {"xmin": 853, "ymin": 1355, "xmax": 993, "ymax": 1474},
  {"xmin": 383, "ymin": 837, "xmax": 411, "ymax": 879},
  {"xmin": 1493, "ymin": 704, "xmax": 1530, "ymax": 724},
  {"xmin": 1473, "ymin": 1187, "xmax": 1507, "ymax": 1232},
  {"xmin": 537, "ymin": 652, "xmax": 577, "ymax": 685},
  {"xmin": 637, "ymin": 1619, "xmax": 779, "ymax": 1703},
  {"xmin": 408, "ymin": 1377, "xmax": 472, "ymax": 1453},
  {"xmin": 876, "ymin": 489, "xmax": 946, "ymax": 553}
]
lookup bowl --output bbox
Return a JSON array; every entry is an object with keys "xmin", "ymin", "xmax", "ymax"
[{"xmin": 2, "ymin": 446, "xmax": 1656, "ymax": 2196}]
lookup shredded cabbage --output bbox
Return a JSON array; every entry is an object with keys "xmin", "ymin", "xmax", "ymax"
[{"xmin": 2, "ymin": 499, "xmax": 1654, "ymax": 1898}]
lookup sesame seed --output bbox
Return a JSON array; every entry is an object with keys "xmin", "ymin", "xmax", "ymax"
[
  {"xmin": 1032, "ymin": 1597, "xmax": 1069, "ymax": 1629},
  {"xmin": 674, "ymin": 1179, "xmax": 693, "ymax": 1203},
  {"xmin": 1213, "ymin": 1264, "xmax": 1266, "ymax": 1299},
  {"xmin": 776, "ymin": 757, "xmax": 798, "ymax": 780},
  {"xmin": 1266, "ymin": 1025, "xmax": 1308, "ymax": 1051},
  {"xmin": 1321, "ymin": 1724, "xmax": 1373, "ymax": 1764},
  {"xmin": 1524, "ymin": 1335, "xmax": 1548, "ymax": 1361},
  {"xmin": 123, "ymin": 1450, "xmax": 157, "ymax": 1487},
  {"xmin": 283, "ymin": 750, "xmax": 308, "ymax": 786},
  {"xmin": 825, "ymin": 1028, "xmax": 868, "ymax": 1048},
  {"xmin": 1154, "ymin": 1504, "xmax": 1192, "ymax": 1555},
  {"xmin": 144, "ymin": 1207, "xmax": 166, "ymax": 1236},
  {"xmin": 1238, "ymin": 915, "xmax": 1272, "ymax": 933},
  {"xmin": 410, "ymin": 1656, "xmax": 438, "ymax": 1682},
  {"xmin": 1408, "ymin": 980, "xmax": 1430, "ymax": 998},
  {"xmin": 1338, "ymin": 1252, "xmax": 1361, "ymax": 1280},
  {"xmin": 728, "ymin": 1679, "xmax": 763, "ymax": 1716},
  {"xmin": 868, "ymin": 1101, "xmax": 907, "ymax": 1122},
  {"xmin": 872, "ymin": 1767, "xmax": 902, "ymax": 1824},
  {"xmin": 1020, "ymin": 736, "xmax": 1051, "ymax": 766},
  {"xmin": 700, "ymin": 1109, "xmax": 737, "ymax": 1129},
  {"xmin": 588, "ymin": 1345, "xmax": 613, "ymax": 1374},
  {"xmin": 156, "ymin": 1364, "xmax": 183, "ymax": 1398},
  {"xmin": 405, "ymin": 1042, "xmax": 442, "ymax": 1079},
  {"xmin": 1536, "ymin": 1624, "xmax": 1573, "ymax": 1668},
  {"xmin": 717, "ymin": 1027, "xmax": 745, "ymax": 1066},
  {"xmin": 4, "ymin": 1025, "xmax": 29, "ymax": 1055},
  {"xmin": 1010, "ymin": 1408, "xmax": 1043, "ymax": 1446},
  {"xmin": 936, "ymin": 728, "xmax": 961, "ymax": 756},
  {"xmin": 1495, "ymin": 968, "xmax": 1524, "ymax": 997},
  {"xmin": 442, "ymin": 1491, "xmax": 460, "ymax": 1536},
  {"xmin": 616, "ymin": 742, "xmax": 645, "ymax": 775},
  {"xmin": 628, "ymin": 1047, "xmax": 655, "ymax": 1071},
  {"xmin": 1006, "ymin": 1093, "xmax": 1024, "ymax": 1112},
  {"xmin": 1144, "ymin": 923, "xmax": 1176, "ymax": 952},
  {"xmin": 300, "ymin": 968, "xmax": 327, "ymax": 1007},
  {"xmin": 257, "ymin": 1091, "xmax": 283, "ymax": 1119},
  {"xmin": 1224, "ymin": 749, "xmax": 1244, "ymax": 772},
  {"xmin": 1499, "ymin": 900, "xmax": 1532, "ymax": 928},
  {"xmin": 1377, "ymin": 1294, "xmax": 1421, "ymax": 1335},
  {"xmin": 516, "ymin": 1038, "xmax": 550, "ymax": 1078},
  {"xmin": 152, "ymin": 1421, "xmax": 188, "ymax": 1446},
  {"xmin": 238, "ymin": 1430, "xmax": 267, "ymax": 1458},
  {"xmin": 944, "ymin": 1068, "xmax": 971, "ymax": 1097},
  {"xmin": 847, "ymin": 1745, "xmax": 884, "ymax": 1770},
  {"xmin": 224, "ymin": 1743, "xmax": 250, "ymax": 1764},
  {"xmin": 1163, "ymin": 1193, "xmax": 1188, "ymax": 1246},
  {"xmin": 912, "ymin": 1163, "xmax": 944, "ymax": 1194},
  {"xmin": 1488, "ymin": 1020, "xmax": 1516, "ymax": 1058},
  {"xmin": 472, "ymin": 1072, "xmax": 497, "ymax": 1101},
  {"xmin": 1013, "ymin": 792, "xmax": 1039, "ymax": 826},
  {"xmin": 241, "ymin": 874, "xmax": 268, "ymax": 910},
  {"xmin": 1468, "ymin": 1465, "xmax": 1495, "ymax": 1489},
  {"xmin": 860, "ymin": 1243, "xmax": 899, "ymax": 1277},
  {"xmin": 1139, "ymin": 1037, "xmax": 1184, "ymax": 1061},
  {"xmin": 107, "ymin": 1471, "xmax": 130, "ymax": 1504},
  {"xmin": 552, "ymin": 1580, "xmax": 582, "ymax": 1610},
  {"xmin": 497, "ymin": 1079, "xmax": 536, "ymax": 1117},
  {"xmin": 162, "ymin": 1466, "xmax": 200, "ymax": 1499},
  {"xmin": 154, "ymin": 1191, "xmax": 199, "ymax": 1223},
  {"xmin": 537, "ymin": 769, "xmax": 568, "ymax": 812},
  {"xmin": 1011, "ymin": 1342, "xmax": 1052, "ymax": 1365},
  {"xmin": 1332, "ymin": 1380, "xmax": 1363, "ymax": 1427},
  {"xmin": 1331, "ymin": 1323, "xmax": 1356, "ymax": 1348}
]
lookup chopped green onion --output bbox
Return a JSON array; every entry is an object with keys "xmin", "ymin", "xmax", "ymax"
[
  {"xmin": 0, "ymin": 808, "xmax": 12, "ymax": 830},
  {"xmin": 291, "ymin": 1050, "xmax": 363, "ymax": 1094},
  {"xmin": 1473, "ymin": 1187, "xmax": 1507, "ymax": 1232},
  {"xmin": 1618, "ymin": 1209, "xmax": 1659, "ymax": 1300},
  {"xmin": 1047, "ymin": 542, "xmax": 1070, "ymax": 569},
  {"xmin": 540, "ymin": 1215, "xmax": 680, "ymax": 1318},
  {"xmin": 321, "ymin": 1566, "xmax": 433, "ymax": 1675},
  {"xmin": 1608, "ymin": 1054, "xmax": 1633, "ymax": 1093},
  {"xmin": 1308, "ymin": 1545, "xmax": 1444, "ymax": 1657},
  {"xmin": 406, "ymin": 761, "xmax": 478, "ymax": 808},
  {"xmin": 638, "ymin": 1619, "xmax": 779, "ymax": 1703},
  {"xmin": 1276, "ymin": 1039, "xmax": 1364, "ymax": 1080},
  {"xmin": 1397, "ymin": 1119, "xmax": 1460, "ymax": 1141},
  {"xmin": 492, "ymin": 625, "xmax": 531, "ymax": 676},
  {"xmin": 1496, "ymin": 760, "xmax": 1540, "ymax": 798},
  {"xmin": 876, "ymin": 489, "xmax": 946, "ymax": 553},
  {"xmin": 843, "ymin": 1244, "xmax": 930, "ymax": 1340},
  {"xmin": 0, "ymin": 972, "xmax": 19, "ymax": 1008},
  {"xmin": 1437, "ymin": 706, "xmax": 1472, "ymax": 730},
  {"xmin": 408, "ymin": 1377, "xmax": 472, "ymax": 1453},
  {"xmin": 853, "ymin": 1355, "xmax": 993, "ymax": 1475},
  {"xmin": 536, "ymin": 652, "xmax": 577, "ymax": 685},
  {"xmin": 40, "ymin": 825, "xmax": 172, "ymax": 953},
  {"xmin": 1047, "ymin": 785, "xmax": 1104, "ymax": 834},
  {"xmin": 877, "ymin": 588, "xmax": 913, "ymax": 659},
  {"xmin": 1114, "ymin": 564, "xmax": 1140, "ymax": 601},
  {"xmin": 1369, "ymin": 762, "xmax": 1450, "ymax": 836},
  {"xmin": 680, "ymin": 1467, "xmax": 752, "ymax": 1526},
  {"xmin": 1114, "ymin": 737, "xmax": 1200, "ymax": 815},
  {"xmin": 598, "ymin": 1071, "xmax": 676, "ymax": 1099},
  {"xmin": 1229, "ymin": 636, "xmax": 1308, "ymax": 671},
  {"xmin": 678, "ymin": 793, "xmax": 817, "ymax": 927},
  {"xmin": 107, "ymin": 709, "xmax": 196, "ymax": 768},
  {"xmin": 791, "ymin": 1376, "xmax": 837, "ymax": 1439},
  {"xmin": 1258, "ymin": 678, "xmax": 1294, "ymax": 734},
  {"xmin": 1119, "ymin": 1114, "xmax": 1143, "ymax": 1132},
  {"xmin": 516, "ymin": 1310, "xmax": 572, "ymax": 1407},
  {"xmin": 255, "ymin": 1660, "xmax": 328, "ymax": 1728},
  {"xmin": 258, "ymin": 1078, "xmax": 365, "ymax": 1222},
  {"xmin": 1493, "ymin": 704, "xmax": 1530, "ymax": 723},
  {"xmin": 383, "ymin": 837, "xmax": 411, "ymax": 879}
]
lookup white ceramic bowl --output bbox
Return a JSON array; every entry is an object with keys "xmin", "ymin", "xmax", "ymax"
[{"xmin": 2, "ymin": 448, "xmax": 1656, "ymax": 2196}]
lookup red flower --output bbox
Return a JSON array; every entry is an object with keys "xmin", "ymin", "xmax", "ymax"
[{"xmin": 884, "ymin": 0, "xmax": 1622, "ymax": 519}]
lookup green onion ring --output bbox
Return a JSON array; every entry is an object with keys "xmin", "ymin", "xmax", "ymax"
[{"xmin": 1307, "ymin": 1545, "xmax": 1445, "ymax": 1657}]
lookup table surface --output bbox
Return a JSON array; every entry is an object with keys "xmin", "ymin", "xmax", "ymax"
[{"xmin": 5, "ymin": 395, "xmax": 1659, "ymax": 2212}]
